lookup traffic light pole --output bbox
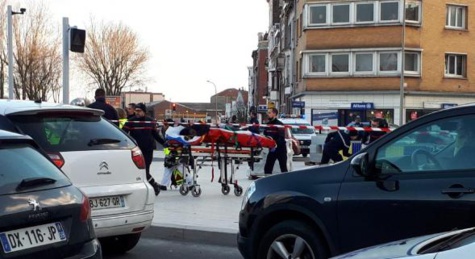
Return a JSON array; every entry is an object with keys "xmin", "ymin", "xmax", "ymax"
[{"xmin": 62, "ymin": 17, "xmax": 70, "ymax": 104}]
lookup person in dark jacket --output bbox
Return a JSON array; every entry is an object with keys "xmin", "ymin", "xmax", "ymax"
[
  {"xmin": 126, "ymin": 103, "xmax": 137, "ymax": 120},
  {"xmin": 123, "ymin": 103, "xmax": 165, "ymax": 196},
  {"xmin": 320, "ymin": 130, "xmax": 361, "ymax": 164},
  {"xmin": 248, "ymin": 112, "xmax": 260, "ymax": 134},
  {"xmin": 363, "ymin": 117, "xmax": 389, "ymax": 145},
  {"xmin": 87, "ymin": 88, "xmax": 119, "ymax": 123},
  {"xmin": 264, "ymin": 108, "xmax": 287, "ymax": 174}
]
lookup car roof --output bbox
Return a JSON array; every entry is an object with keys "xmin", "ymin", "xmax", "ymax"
[
  {"xmin": 0, "ymin": 129, "xmax": 32, "ymax": 140},
  {"xmin": 279, "ymin": 118, "xmax": 311, "ymax": 125},
  {"xmin": 0, "ymin": 99, "xmax": 104, "ymax": 116}
]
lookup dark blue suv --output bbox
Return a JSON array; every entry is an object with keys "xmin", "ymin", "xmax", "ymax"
[
  {"xmin": 0, "ymin": 130, "xmax": 101, "ymax": 258},
  {"xmin": 238, "ymin": 104, "xmax": 475, "ymax": 259}
]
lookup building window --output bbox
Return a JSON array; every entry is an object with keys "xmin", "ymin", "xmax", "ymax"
[
  {"xmin": 304, "ymin": 50, "xmax": 421, "ymax": 77},
  {"xmin": 355, "ymin": 53, "xmax": 374, "ymax": 73},
  {"xmin": 446, "ymin": 5, "xmax": 466, "ymax": 29},
  {"xmin": 309, "ymin": 5, "xmax": 327, "ymax": 25},
  {"xmin": 331, "ymin": 54, "xmax": 349, "ymax": 73},
  {"xmin": 445, "ymin": 54, "xmax": 466, "ymax": 77},
  {"xmin": 404, "ymin": 52, "xmax": 420, "ymax": 74},
  {"xmin": 406, "ymin": 1, "xmax": 421, "ymax": 23},
  {"xmin": 356, "ymin": 2, "xmax": 374, "ymax": 23},
  {"xmin": 310, "ymin": 54, "xmax": 326, "ymax": 73},
  {"xmin": 380, "ymin": 1, "xmax": 399, "ymax": 22},
  {"xmin": 332, "ymin": 4, "xmax": 350, "ymax": 24},
  {"xmin": 379, "ymin": 52, "xmax": 398, "ymax": 72}
]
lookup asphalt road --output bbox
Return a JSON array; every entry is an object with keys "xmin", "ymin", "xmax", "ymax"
[{"xmin": 103, "ymin": 238, "xmax": 242, "ymax": 259}]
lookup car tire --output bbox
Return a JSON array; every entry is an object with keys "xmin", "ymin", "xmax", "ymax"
[
  {"xmin": 257, "ymin": 220, "xmax": 327, "ymax": 259},
  {"xmin": 100, "ymin": 233, "xmax": 141, "ymax": 254}
]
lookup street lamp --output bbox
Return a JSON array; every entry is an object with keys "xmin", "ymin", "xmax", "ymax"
[
  {"xmin": 399, "ymin": 0, "xmax": 406, "ymax": 126},
  {"xmin": 206, "ymin": 80, "xmax": 218, "ymax": 125},
  {"xmin": 7, "ymin": 5, "xmax": 26, "ymax": 100}
]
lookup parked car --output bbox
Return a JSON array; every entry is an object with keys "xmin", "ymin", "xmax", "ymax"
[
  {"xmin": 0, "ymin": 130, "xmax": 101, "ymax": 258},
  {"xmin": 280, "ymin": 118, "xmax": 314, "ymax": 157},
  {"xmin": 0, "ymin": 100, "xmax": 155, "ymax": 254},
  {"xmin": 238, "ymin": 104, "xmax": 475, "ymax": 259},
  {"xmin": 331, "ymin": 227, "xmax": 475, "ymax": 259}
]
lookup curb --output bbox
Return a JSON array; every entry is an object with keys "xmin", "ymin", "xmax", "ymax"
[{"xmin": 142, "ymin": 225, "xmax": 237, "ymax": 247}]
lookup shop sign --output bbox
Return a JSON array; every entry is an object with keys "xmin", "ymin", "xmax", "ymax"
[
  {"xmin": 105, "ymin": 96, "xmax": 121, "ymax": 108},
  {"xmin": 292, "ymin": 101, "xmax": 305, "ymax": 108},
  {"xmin": 441, "ymin": 103, "xmax": 457, "ymax": 109},
  {"xmin": 257, "ymin": 105, "xmax": 268, "ymax": 112},
  {"xmin": 351, "ymin": 102, "xmax": 374, "ymax": 110}
]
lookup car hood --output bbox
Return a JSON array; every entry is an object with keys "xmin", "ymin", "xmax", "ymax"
[
  {"xmin": 254, "ymin": 160, "xmax": 349, "ymax": 195},
  {"xmin": 331, "ymin": 228, "xmax": 475, "ymax": 259}
]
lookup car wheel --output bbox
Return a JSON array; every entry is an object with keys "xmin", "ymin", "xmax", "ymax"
[
  {"xmin": 100, "ymin": 233, "xmax": 142, "ymax": 254},
  {"xmin": 257, "ymin": 220, "xmax": 327, "ymax": 259}
]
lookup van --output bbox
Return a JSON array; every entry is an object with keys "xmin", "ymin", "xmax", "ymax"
[{"xmin": 279, "ymin": 118, "xmax": 315, "ymax": 157}]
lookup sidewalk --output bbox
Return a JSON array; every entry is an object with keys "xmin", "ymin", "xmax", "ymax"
[{"xmin": 144, "ymin": 150, "xmax": 307, "ymax": 246}]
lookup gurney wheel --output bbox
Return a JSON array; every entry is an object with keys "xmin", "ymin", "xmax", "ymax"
[
  {"xmin": 179, "ymin": 185, "xmax": 189, "ymax": 196},
  {"xmin": 234, "ymin": 186, "xmax": 243, "ymax": 196},
  {"xmin": 221, "ymin": 185, "xmax": 230, "ymax": 195},
  {"xmin": 191, "ymin": 187, "xmax": 202, "ymax": 197}
]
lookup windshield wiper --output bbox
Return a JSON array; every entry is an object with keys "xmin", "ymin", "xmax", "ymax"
[
  {"xmin": 421, "ymin": 228, "xmax": 475, "ymax": 253},
  {"xmin": 16, "ymin": 177, "xmax": 57, "ymax": 191},
  {"xmin": 87, "ymin": 138, "xmax": 121, "ymax": 146}
]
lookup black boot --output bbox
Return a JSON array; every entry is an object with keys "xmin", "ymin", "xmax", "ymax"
[{"xmin": 150, "ymin": 181, "xmax": 160, "ymax": 196}]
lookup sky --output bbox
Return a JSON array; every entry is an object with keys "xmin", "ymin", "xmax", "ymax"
[{"xmin": 8, "ymin": 0, "xmax": 269, "ymax": 103}]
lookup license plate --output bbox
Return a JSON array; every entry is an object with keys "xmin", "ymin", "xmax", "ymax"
[
  {"xmin": 0, "ymin": 222, "xmax": 66, "ymax": 253},
  {"xmin": 89, "ymin": 196, "xmax": 125, "ymax": 210}
]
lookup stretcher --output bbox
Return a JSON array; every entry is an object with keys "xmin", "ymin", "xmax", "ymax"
[{"xmin": 164, "ymin": 125, "xmax": 275, "ymax": 197}]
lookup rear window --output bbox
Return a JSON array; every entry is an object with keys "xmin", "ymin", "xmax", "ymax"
[
  {"xmin": 291, "ymin": 127, "xmax": 315, "ymax": 134},
  {"xmin": 0, "ymin": 144, "xmax": 70, "ymax": 194},
  {"xmin": 8, "ymin": 114, "xmax": 136, "ymax": 152}
]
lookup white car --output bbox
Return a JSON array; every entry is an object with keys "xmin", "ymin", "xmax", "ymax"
[
  {"xmin": 280, "ymin": 118, "xmax": 315, "ymax": 157},
  {"xmin": 0, "ymin": 100, "xmax": 155, "ymax": 253},
  {"xmin": 331, "ymin": 227, "xmax": 475, "ymax": 259}
]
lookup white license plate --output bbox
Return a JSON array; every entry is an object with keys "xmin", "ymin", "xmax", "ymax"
[
  {"xmin": 89, "ymin": 196, "xmax": 125, "ymax": 210},
  {"xmin": 0, "ymin": 222, "xmax": 66, "ymax": 253}
]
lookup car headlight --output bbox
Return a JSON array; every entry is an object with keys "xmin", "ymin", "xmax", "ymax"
[{"xmin": 241, "ymin": 182, "xmax": 256, "ymax": 210}]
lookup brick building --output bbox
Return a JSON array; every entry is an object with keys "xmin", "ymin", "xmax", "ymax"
[
  {"xmin": 147, "ymin": 88, "xmax": 248, "ymax": 122},
  {"xmin": 259, "ymin": 0, "xmax": 475, "ymax": 126}
]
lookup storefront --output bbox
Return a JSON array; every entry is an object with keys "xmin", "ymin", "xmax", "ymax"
[{"xmin": 311, "ymin": 102, "xmax": 394, "ymax": 126}]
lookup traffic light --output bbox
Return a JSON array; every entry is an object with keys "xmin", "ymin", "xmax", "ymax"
[
  {"xmin": 70, "ymin": 28, "xmax": 86, "ymax": 53},
  {"xmin": 172, "ymin": 103, "xmax": 176, "ymax": 111}
]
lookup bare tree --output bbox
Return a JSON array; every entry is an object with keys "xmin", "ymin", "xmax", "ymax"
[
  {"xmin": 12, "ymin": 2, "xmax": 61, "ymax": 101},
  {"xmin": 0, "ymin": 0, "xmax": 8, "ymax": 98},
  {"xmin": 75, "ymin": 19, "xmax": 149, "ymax": 96}
]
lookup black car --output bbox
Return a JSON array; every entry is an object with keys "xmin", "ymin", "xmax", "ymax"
[
  {"xmin": 0, "ymin": 130, "xmax": 101, "ymax": 258},
  {"xmin": 238, "ymin": 104, "xmax": 475, "ymax": 259}
]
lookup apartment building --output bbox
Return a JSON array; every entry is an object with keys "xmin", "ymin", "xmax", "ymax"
[{"xmin": 264, "ymin": 0, "xmax": 475, "ymax": 126}]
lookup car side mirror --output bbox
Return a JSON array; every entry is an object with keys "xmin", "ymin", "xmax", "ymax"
[{"xmin": 351, "ymin": 152, "xmax": 369, "ymax": 177}]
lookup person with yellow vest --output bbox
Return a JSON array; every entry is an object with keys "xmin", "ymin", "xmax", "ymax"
[
  {"xmin": 159, "ymin": 118, "xmax": 176, "ymax": 191},
  {"xmin": 116, "ymin": 107, "xmax": 128, "ymax": 129}
]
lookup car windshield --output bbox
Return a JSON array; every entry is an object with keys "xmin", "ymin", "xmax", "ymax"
[
  {"xmin": 291, "ymin": 127, "xmax": 315, "ymax": 134},
  {"xmin": 8, "ymin": 113, "xmax": 136, "ymax": 152},
  {"xmin": 0, "ymin": 144, "xmax": 70, "ymax": 194}
]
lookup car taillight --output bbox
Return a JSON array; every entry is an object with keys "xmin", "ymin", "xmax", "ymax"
[
  {"xmin": 47, "ymin": 152, "xmax": 65, "ymax": 168},
  {"xmin": 80, "ymin": 193, "xmax": 91, "ymax": 222},
  {"xmin": 131, "ymin": 147, "xmax": 145, "ymax": 169}
]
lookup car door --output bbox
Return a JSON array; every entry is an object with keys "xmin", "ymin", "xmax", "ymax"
[{"xmin": 337, "ymin": 113, "xmax": 475, "ymax": 254}]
